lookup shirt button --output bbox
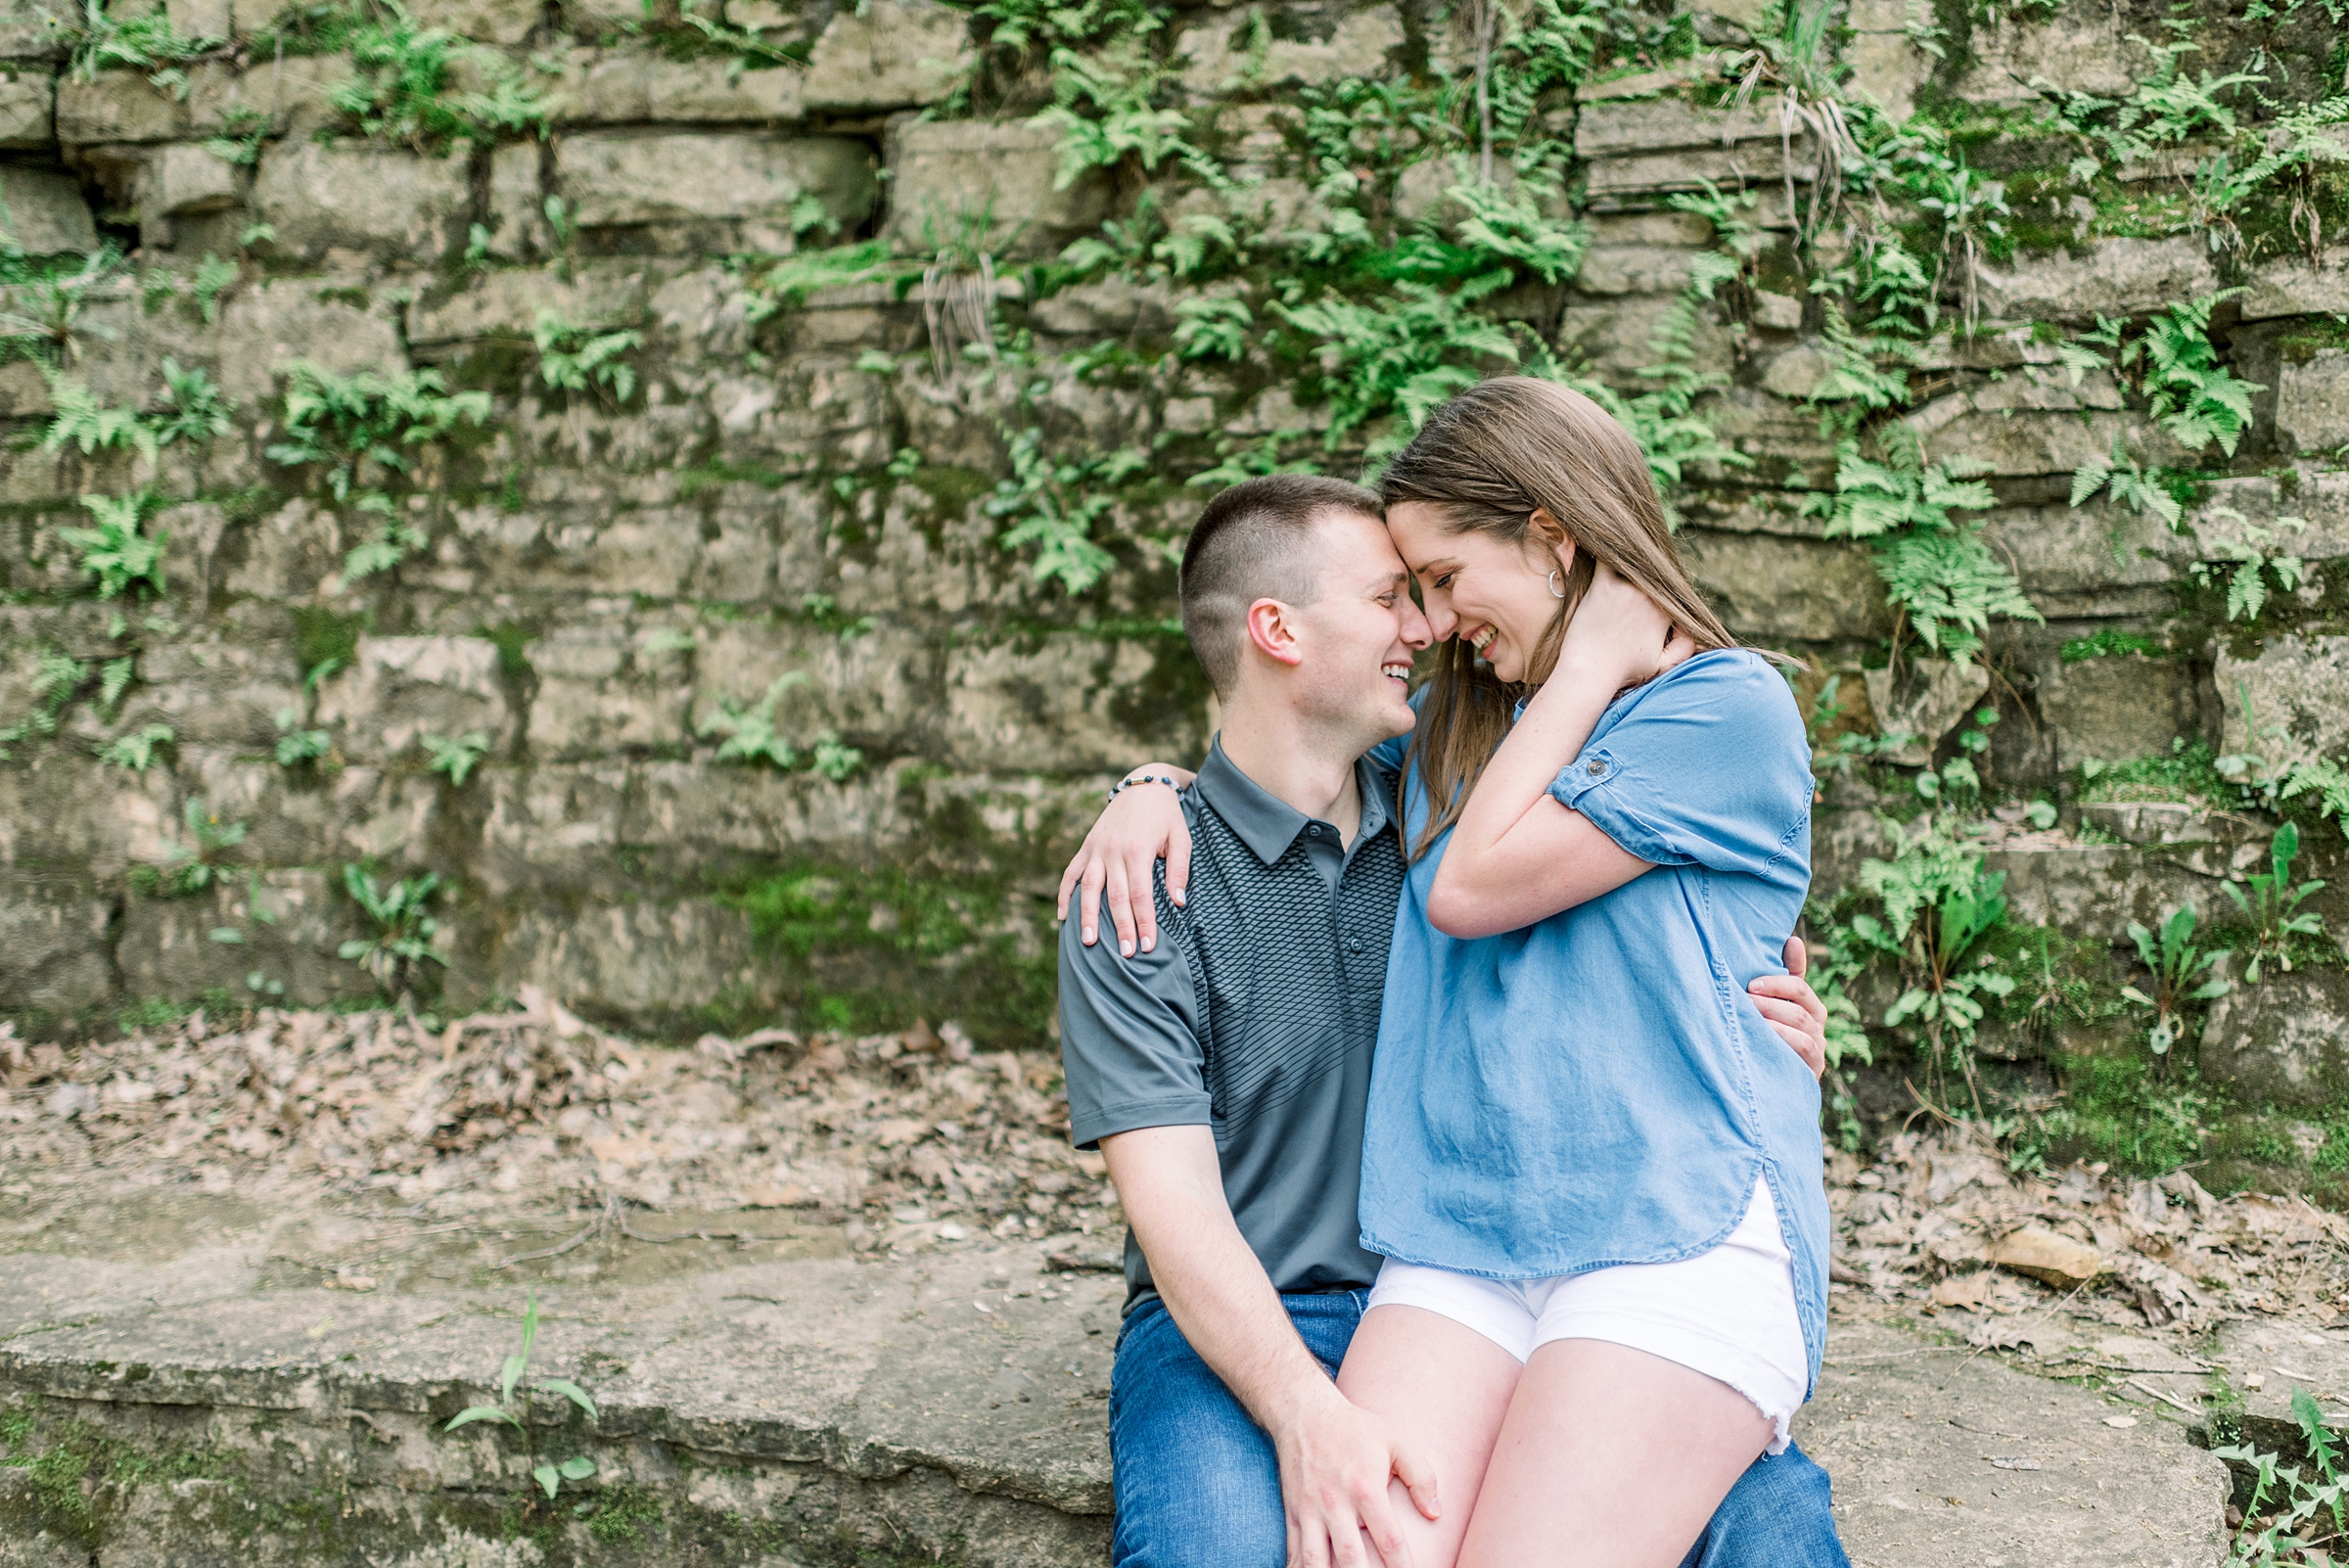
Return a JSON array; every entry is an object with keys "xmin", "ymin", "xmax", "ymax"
[
  {"xmin": 1307, "ymin": 825, "xmax": 1321, "ymax": 837},
  {"xmin": 1349, "ymin": 940, "xmax": 1364, "ymax": 953},
  {"xmin": 1587, "ymin": 759, "xmax": 1606, "ymax": 776}
]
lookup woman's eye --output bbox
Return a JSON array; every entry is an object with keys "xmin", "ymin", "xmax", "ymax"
[{"xmin": 1433, "ymin": 574, "xmax": 1454, "ymax": 590}]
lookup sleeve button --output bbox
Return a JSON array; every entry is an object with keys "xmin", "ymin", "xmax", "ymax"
[{"xmin": 1587, "ymin": 759, "xmax": 1606, "ymax": 776}]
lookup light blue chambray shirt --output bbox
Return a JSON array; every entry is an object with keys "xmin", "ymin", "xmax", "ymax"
[{"xmin": 1358, "ymin": 648, "xmax": 1829, "ymax": 1393}]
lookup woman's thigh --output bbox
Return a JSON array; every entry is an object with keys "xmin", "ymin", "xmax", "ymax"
[
  {"xmin": 1334, "ymin": 1305, "xmax": 1523, "ymax": 1568},
  {"xmin": 1455, "ymin": 1339, "xmax": 1773, "ymax": 1568}
]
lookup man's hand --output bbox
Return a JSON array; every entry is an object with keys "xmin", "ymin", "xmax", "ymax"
[
  {"xmin": 1276, "ymin": 1383, "xmax": 1441, "ymax": 1568},
  {"xmin": 1748, "ymin": 935, "xmax": 1829, "ymax": 1080}
]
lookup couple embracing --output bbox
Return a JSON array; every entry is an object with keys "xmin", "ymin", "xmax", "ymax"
[{"xmin": 1055, "ymin": 377, "xmax": 1850, "ymax": 1568}]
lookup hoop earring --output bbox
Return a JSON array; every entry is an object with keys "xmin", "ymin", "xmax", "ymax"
[{"xmin": 1547, "ymin": 570, "xmax": 1566, "ymax": 600}]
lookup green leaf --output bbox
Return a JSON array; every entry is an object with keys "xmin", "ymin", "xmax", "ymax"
[
  {"xmin": 444, "ymin": 1406, "xmax": 520, "ymax": 1431},
  {"xmin": 533, "ymin": 1462, "xmax": 561, "ymax": 1499},
  {"xmin": 499, "ymin": 1352, "xmax": 527, "ymax": 1407},
  {"xmin": 535, "ymin": 1378, "xmax": 599, "ymax": 1420},
  {"xmin": 557, "ymin": 1455, "xmax": 596, "ymax": 1479}
]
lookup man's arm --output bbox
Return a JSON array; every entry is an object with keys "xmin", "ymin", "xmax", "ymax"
[{"xmin": 1102, "ymin": 1125, "xmax": 1439, "ymax": 1568}]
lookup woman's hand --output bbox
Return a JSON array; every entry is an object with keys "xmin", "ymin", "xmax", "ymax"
[
  {"xmin": 1550, "ymin": 559, "xmax": 1696, "ymax": 696},
  {"xmin": 1056, "ymin": 769, "xmax": 1196, "ymax": 957}
]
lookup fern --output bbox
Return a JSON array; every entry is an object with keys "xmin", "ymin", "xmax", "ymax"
[
  {"xmin": 59, "ymin": 490, "xmax": 169, "ymax": 601},
  {"xmin": 985, "ymin": 429, "xmax": 1146, "ymax": 594},
  {"xmin": 2127, "ymin": 291, "xmax": 2262, "ymax": 457},
  {"xmin": 532, "ymin": 311, "xmax": 644, "ymax": 405},
  {"xmin": 41, "ymin": 373, "xmax": 160, "ymax": 466},
  {"xmin": 1274, "ymin": 271, "xmax": 1520, "ymax": 454},
  {"xmin": 329, "ymin": 1, "xmax": 546, "ymax": 151},
  {"xmin": 2069, "ymin": 438, "xmax": 2184, "ymax": 530},
  {"xmin": 697, "ymin": 673, "xmax": 863, "ymax": 780},
  {"xmin": 97, "ymin": 721, "xmax": 174, "ymax": 772},
  {"xmin": 267, "ymin": 361, "xmax": 490, "ymax": 501},
  {"xmin": 2189, "ymin": 507, "xmax": 2307, "ymax": 623},
  {"xmin": 152, "ymin": 358, "xmax": 232, "ymax": 445}
]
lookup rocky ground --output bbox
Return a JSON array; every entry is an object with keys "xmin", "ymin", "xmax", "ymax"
[{"xmin": 12, "ymin": 1002, "xmax": 2349, "ymax": 1559}]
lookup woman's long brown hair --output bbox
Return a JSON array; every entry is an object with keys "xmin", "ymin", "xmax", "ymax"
[{"xmin": 1380, "ymin": 376, "xmax": 1743, "ymax": 859}]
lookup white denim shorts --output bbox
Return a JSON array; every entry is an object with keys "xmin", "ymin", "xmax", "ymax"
[{"xmin": 1364, "ymin": 1177, "xmax": 1807, "ymax": 1453}]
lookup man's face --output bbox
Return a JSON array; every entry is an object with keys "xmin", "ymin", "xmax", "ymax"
[{"xmin": 1284, "ymin": 509, "xmax": 1433, "ymax": 742}]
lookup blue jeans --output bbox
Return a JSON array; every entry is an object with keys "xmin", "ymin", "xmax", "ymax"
[{"xmin": 1109, "ymin": 1292, "xmax": 1849, "ymax": 1568}]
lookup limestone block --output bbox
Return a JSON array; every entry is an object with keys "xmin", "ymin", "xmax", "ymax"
[
  {"xmin": 1175, "ymin": 5, "xmax": 1404, "ymax": 94},
  {"xmin": 1573, "ymin": 243, "xmax": 1697, "ymax": 297},
  {"xmin": 2037, "ymin": 654, "xmax": 2205, "ymax": 770},
  {"xmin": 1703, "ymin": 386, "xmax": 1838, "ymax": 481},
  {"xmin": 115, "ymin": 868, "xmax": 361, "ymax": 1008},
  {"xmin": 0, "ymin": 879, "xmax": 113, "ymax": 1018},
  {"xmin": 2241, "ymin": 248, "xmax": 2349, "ymax": 320},
  {"xmin": 55, "ymin": 67, "xmax": 191, "ymax": 142},
  {"xmin": 0, "ymin": 64, "xmax": 52, "ymax": 147},
  {"xmin": 2193, "ymin": 473, "xmax": 2349, "ymax": 563},
  {"xmin": 139, "ymin": 140, "xmax": 239, "ymax": 215},
  {"xmin": 547, "ymin": 49, "xmax": 805, "ymax": 123},
  {"xmin": 1759, "ymin": 342, "xmax": 1830, "ymax": 398},
  {"xmin": 885, "ymin": 117, "xmax": 1110, "ymax": 259},
  {"xmin": 1680, "ymin": 530, "xmax": 1893, "ymax": 643},
  {"xmin": 484, "ymin": 137, "xmax": 542, "ymax": 258},
  {"xmin": 940, "ymin": 635, "xmax": 1199, "ymax": 771},
  {"xmin": 559, "ymin": 131, "xmax": 876, "ymax": 246},
  {"xmin": 2277, "ymin": 349, "xmax": 2349, "ymax": 454},
  {"xmin": 561, "ymin": 0, "xmax": 643, "ymax": 38},
  {"xmin": 408, "ymin": 261, "xmax": 650, "ymax": 345},
  {"xmin": 1983, "ymin": 501, "xmax": 2177, "ymax": 618},
  {"xmin": 208, "ymin": 283, "xmax": 400, "ymax": 412},
  {"xmin": 1953, "ymin": 6, "xmax": 2149, "ymax": 102},
  {"xmin": 524, "ymin": 622, "xmax": 692, "ymax": 760},
  {"xmin": 183, "ymin": 56, "xmax": 355, "ymax": 141},
  {"xmin": 1862, "ymin": 660, "xmax": 1988, "ymax": 766},
  {"xmin": 2202, "ymin": 968, "xmax": 2349, "ymax": 1108},
  {"xmin": 1583, "ymin": 145, "xmax": 1808, "ymax": 201},
  {"xmin": 1027, "ymin": 277, "xmax": 1175, "ymax": 339},
  {"xmin": 1911, "ymin": 399, "xmax": 2190, "ymax": 479},
  {"xmin": 0, "ymin": 0, "xmax": 67, "ymax": 57},
  {"xmin": 2217, "ymin": 634, "xmax": 2349, "ymax": 771},
  {"xmin": 252, "ymin": 140, "xmax": 470, "ymax": 262},
  {"xmin": 1575, "ymin": 97, "xmax": 1784, "ymax": 158},
  {"xmin": 1556, "ymin": 295, "xmax": 1729, "ymax": 377},
  {"xmin": 0, "ymin": 164, "xmax": 92, "ymax": 253},
  {"xmin": 1973, "ymin": 237, "xmax": 2217, "ymax": 323},
  {"xmin": 803, "ymin": 0, "xmax": 970, "ymax": 111},
  {"xmin": 315, "ymin": 636, "xmax": 514, "ymax": 767},
  {"xmin": 492, "ymin": 899, "xmax": 775, "ymax": 1016},
  {"xmin": 412, "ymin": 0, "xmax": 537, "ymax": 44},
  {"xmin": 1843, "ymin": 27, "xmax": 1928, "ymax": 120},
  {"xmin": 165, "ymin": 0, "xmax": 229, "ymax": 38}
]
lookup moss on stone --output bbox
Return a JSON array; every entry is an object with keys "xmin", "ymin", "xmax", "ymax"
[{"xmin": 289, "ymin": 606, "xmax": 367, "ymax": 678}]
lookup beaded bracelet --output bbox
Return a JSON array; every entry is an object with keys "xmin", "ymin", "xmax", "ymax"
[{"xmin": 1108, "ymin": 772, "xmax": 1182, "ymax": 804}]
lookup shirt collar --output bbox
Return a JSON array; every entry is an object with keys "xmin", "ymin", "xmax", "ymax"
[{"xmin": 1193, "ymin": 735, "xmax": 1397, "ymax": 865}]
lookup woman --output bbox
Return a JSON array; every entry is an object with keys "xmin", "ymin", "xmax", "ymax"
[{"xmin": 1068, "ymin": 377, "xmax": 1830, "ymax": 1568}]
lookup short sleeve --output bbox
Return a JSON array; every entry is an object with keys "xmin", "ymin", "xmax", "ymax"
[
  {"xmin": 1057, "ymin": 883, "xmax": 1212, "ymax": 1150},
  {"xmin": 1547, "ymin": 650, "xmax": 1810, "ymax": 882}
]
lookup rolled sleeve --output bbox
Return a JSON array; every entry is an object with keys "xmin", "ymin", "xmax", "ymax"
[
  {"xmin": 1546, "ymin": 651, "xmax": 1812, "ymax": 883},
  {"xmin": 1057, "ymin": 885, "xmax": 1211, "ymax": 1151}
]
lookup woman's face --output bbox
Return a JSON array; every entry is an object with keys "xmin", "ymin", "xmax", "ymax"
[{"xmin": 1385, "ymin": 501, "xmax": 1567, "ymax": 684}]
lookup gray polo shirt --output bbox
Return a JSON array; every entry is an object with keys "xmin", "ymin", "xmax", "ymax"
[{"xmin": 1059, "ymin": 738, "xmax": 1405, "ymax": 1314}]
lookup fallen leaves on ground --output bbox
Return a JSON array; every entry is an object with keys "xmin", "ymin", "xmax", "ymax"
[
  {"xmin": 1830, "ymin": 1124, "xmax": 2349, "ymax": 1347},
  {"xmin": 0, "ymin": 994, "xmax": 1116, "ymax": 1253}
]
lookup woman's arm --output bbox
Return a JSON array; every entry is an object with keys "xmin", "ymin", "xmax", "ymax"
[
  {"xmin": 1055, "ymin": 764, "xmax": 1197, "ymax": 957},
  {"xmin": 1425, "ymin": 564, "xmax": 1692, "ymax": 940}
]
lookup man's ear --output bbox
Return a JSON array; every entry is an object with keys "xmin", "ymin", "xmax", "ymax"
[{"xmin": 1243, "ymin": 597, "xmax": 1306, "ymax": 669}]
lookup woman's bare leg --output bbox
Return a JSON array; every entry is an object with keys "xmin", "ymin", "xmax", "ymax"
[
  {"xmin": 1335, "ymin": 1306, "xmax": 1523, "ymax": 1568},
  {"xmin": 1454, "ymin": 1339, "xmax": 1773, "ymax": 1568}
]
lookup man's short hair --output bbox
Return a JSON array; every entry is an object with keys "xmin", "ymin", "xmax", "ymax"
[{"xmin": 1179, "ymin": 474, "xmax": 1385, "ymax": 696}]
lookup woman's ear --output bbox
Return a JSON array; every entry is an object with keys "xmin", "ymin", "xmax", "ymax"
[{"xmin": 1530, "ymin": 508, "xmax": 1577, "ymax": 576}]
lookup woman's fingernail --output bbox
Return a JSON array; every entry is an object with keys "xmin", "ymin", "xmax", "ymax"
[
  {"xmin": 1121, "ymin": 940, "xmax": 1135, "ymax": 957},
  {"xmin": 1171, "ymin": 891, "xmax": 1186, "ymax": 906},
  {"xmin": 1082, "ymin": 927, "xmax": 1095, "ymax": 945}
]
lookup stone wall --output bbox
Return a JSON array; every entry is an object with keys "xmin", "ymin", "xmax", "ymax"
[{"xmin": 1, "ymin": 0, "xmax": 2345, "ymax": 1068}]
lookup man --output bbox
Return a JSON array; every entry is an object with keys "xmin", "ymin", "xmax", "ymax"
[{"xmin": 1055, "ymin": 474, "xmax": 1848, "ymax": 1568}]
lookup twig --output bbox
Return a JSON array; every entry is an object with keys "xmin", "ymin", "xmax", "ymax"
[
  {"xmin": 495, "ymin": 1220, "xmax": 601, "ymax": 1268},
  {"xmin": 2126, "ymin": 1375, "xmax": 2201, "ymax": 1416}
]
